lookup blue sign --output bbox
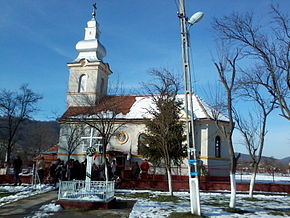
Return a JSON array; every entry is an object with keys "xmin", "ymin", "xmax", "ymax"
[
  {"xmin": 190, "ymin": 172, "xmax": 198, "ymax": 177},
  {"xmin": 188, "ymin": 159, "xmax": 198, "ymax": 165}
]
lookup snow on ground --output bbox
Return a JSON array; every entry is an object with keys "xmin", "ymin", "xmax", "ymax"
[
  {"xmin": 116, "ymin": 189, "xmax": 290, "ymax": 218},
  {"xmin": 0, "ymin": 184, "xmax": 54, "ymax": 206},
  {"xmin": 24, "ymin": 200, "xmax": 62, "ymax": 218},
  {"xmin": 0, "ymin": 174, "xmax": 289, "ymax": 217},
  {"xmin": 236, "ymin": 173, "xmax": 290, "ymax": 184}
]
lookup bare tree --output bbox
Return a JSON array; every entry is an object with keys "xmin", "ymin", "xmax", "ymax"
[
  {"xmin": 0, "ymin": 84, "xmax": 42, "ymax": 162},
  {"xmin": 235, "ymin": 82, "xmax": 275, "ymax": 197},
  {"xmin": 262, "ymin": 157, "xmax": 278, "ymax": 183},
  {"xmin": 213, "ymin": 48, "xmax": 241, "ymax": 208},
  {"xmin": 59, "ymin": 123, "xmax": 86, "ymax": 161},
  {"xmin": 87, "ymin": 96, "xmax": 128, "ymax": 181},
  {"xmin": 213, "ymin": 5, "xmax": 290, "ymax": 120},
  {"xmin": 62, "ymin": 94, "xmax": 127, "ymax": 181},
  {"xmin": 139, "ymin": 69, "xmax": 186, "ymax": 196}
]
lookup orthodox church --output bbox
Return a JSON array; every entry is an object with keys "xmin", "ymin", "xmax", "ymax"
[{"xmin": 57, "ymin": 8, "xmax": 230, "ymax": 178}]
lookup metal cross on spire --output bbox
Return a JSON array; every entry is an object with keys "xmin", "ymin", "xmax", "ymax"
[{"xmin": 92, "ymin": 3, "xmax": 97, "ymax": 18}]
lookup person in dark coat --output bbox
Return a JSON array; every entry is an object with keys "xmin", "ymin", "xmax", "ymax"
[
  {"xmin": 36, "ymin": 157, "xmax": 45, "ymax": 183},
  {"xmin": 111, "ymin": 159, "xmax": 117, "ymax": 176},
  {"xmin": 13, "ymin": 156, "xmax": 22, "ymax": 185},
  {"xmin": 49, "ymin": 161, "xmax": 57, "ymax": 186},
  {"xmin": 55, "ymin": 160, "xmax": 65, "ymax": 182},
  {"xmin": 73, "ymin": 160, "xmax": 81, "ymax": 180},
  {"xmin": 132, "ymin": 162, "xmax": 140, "ymax": 180},
  {"xmin": 80, "ymin": 159, "xmax": 87, "ymax": 180}
]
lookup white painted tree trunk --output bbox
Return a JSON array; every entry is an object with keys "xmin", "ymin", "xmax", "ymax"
[
  {"xmin": 5, "ymin": 152, "xmax": 8, "ymax": 163},
  {"xmin": 249, "ymin": 171, "xmax": 256, "ymax": 198},
  {"xmin": 166, "ymin": 167, "xmax": 173, "ymax": 196},
  {"xmin": 85, "ymin": 156, "xmax": 93, "ymax": 190},
  {"xmin": 229, "ymin": 172, "xmax": 236, "ymax": 208},
  {"xmin": 105, "ymin": 161, "xmax": 108, "ymax": 182}
]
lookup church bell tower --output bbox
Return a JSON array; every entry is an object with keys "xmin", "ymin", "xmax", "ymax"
[{"xmin": 67, "ymin": 5, "xmax": 112, "ymax": 107}]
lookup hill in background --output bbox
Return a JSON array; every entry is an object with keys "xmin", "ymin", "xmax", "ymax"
[
  {"xmin": 237, "ymin": 152, "xmax": 290, "ymax": 164},
  {"xmin": 280, "ymin": 156, "xmax": 290, "ymax": 164},
  {"xmin": 236, "ymin": 152, "xmax": 290, "ymax": 172},
  {"xmin": 0, "ymin": 119, "xmax": 60, "ymax": 162}
]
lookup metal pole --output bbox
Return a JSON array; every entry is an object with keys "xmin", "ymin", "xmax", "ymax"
[{"xmin": 178, "ymin": 0, "xmax": 201, "ymax": 215}]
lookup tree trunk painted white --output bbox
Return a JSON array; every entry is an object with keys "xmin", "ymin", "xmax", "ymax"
[
  {"xmin": 166, "ymin": 167, "xmax": 173, "ymax": 196},
  {"xmin": 105, "ymin": 160, "xmax": 108, "ymax": 182},
  {"xmin": 5, "ymin": 152, "xmax": 8, "ymax": 163},
  {"xmin": 249, "ymin": 171, "xmax": 257, "ymax": 198},
  {"xmin": 85, "ymin": 156, "xmax": 93, "ymax": 190},
  {"xmin": 229, "ymin": 172, "xmax": 236, "ymax": 208}
]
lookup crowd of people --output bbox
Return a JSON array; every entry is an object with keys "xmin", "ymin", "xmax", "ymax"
[
  {"xmin": 47, "ymin": 158, "xmax": 121, "ymax": 185},
  {"xmin": 131, "ymin": 159, "xmax": 150, "ymax": 179},
  {"xmin": 12, "ymin": 156, "xmax": 150, "ymax": 185}
]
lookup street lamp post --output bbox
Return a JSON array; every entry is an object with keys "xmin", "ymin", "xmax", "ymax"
[{"xmin": 177, "ymin": 0, "xmax": 204, "ymax": 215}]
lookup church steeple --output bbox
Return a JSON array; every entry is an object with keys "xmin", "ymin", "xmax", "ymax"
[
  {"xmin": 66, "ymin": 4, "xmax": 112, "ymax": 108},
  {"xmin": 75, "ymin": 4, "xmax": 106, "ymax": 62}
]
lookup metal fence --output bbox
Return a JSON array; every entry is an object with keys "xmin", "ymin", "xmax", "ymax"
[{"xmin": 58, "ymin": 180, "xmax": 115, "ymax": 202}]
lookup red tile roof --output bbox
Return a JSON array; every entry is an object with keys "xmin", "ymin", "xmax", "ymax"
[{"xmin": 60, "ymin": 95, "xmax": 141, "ymax": 120}]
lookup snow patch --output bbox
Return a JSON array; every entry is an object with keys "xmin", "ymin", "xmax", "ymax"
[
  {"xmin": 0, "ymin": 184, "xmax": 54, "ymax": 207},
  {"xmin": 24, "ymin": 201, "xmax": 62, "ymax": 218}
]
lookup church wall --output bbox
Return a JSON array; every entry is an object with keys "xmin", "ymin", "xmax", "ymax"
[
  {"xmin": 206, "ymin": 122, "xmax": 230, "ymax": 177},
  {"xmin": 57, "ymin": 121, "xmax": 147, "ymax": 165},
  {"xmin": 58, "ymin": 123, "xmax": 95, "ymax": 163},
  {"xmin": 67, "ymin": 62, "xmax": 110, "ymax": 107},
  {"xmin": 194, "ymin": 121, "xmax": 209, "ymax": 158},
  {"xmin": 207, "ymin": 122, "xmax": 230, "ymax": 158},
  {"xmin": 108, "ymin": 122, "xmax": 146, "ymax": 155},
  {"xmin": 95, "ymin": 70, "xmax": 108, "ymax": 96},
  {"xmin": 67, "ymin": 66, "xmax": 98, "ymax": 106},
  {"xmin": 58, "ymin": 123, "xmax": 85, "ymax": 162},
  {"xmin": 58, "ymin": 119, "xmax": 230, "ymax": 177},
  {"xmin": 194, "ymin": 121, "xmax": 229, "ymax": 177},
  {"xmin": 57, "ymin": 124, "xmax": 71, "ymax": 161}
]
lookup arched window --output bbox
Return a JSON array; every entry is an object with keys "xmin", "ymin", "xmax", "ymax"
[
  {"xmin": 215, "ymin": 136, "xmax": 221, "ymax": 158},
  {"xmin": 137, "ymin": 133, "xmax": 147, "ymax": 155},
  {"xmin": 78, "ymin": 74, "xmax": 87, "ymax": 93}
]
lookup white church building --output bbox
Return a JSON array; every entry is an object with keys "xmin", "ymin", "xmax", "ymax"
[{"xmin": 57, "ymin": 8, "xmax": 230, "ymax": 178}]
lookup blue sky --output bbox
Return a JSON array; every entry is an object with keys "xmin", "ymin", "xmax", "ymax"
[{"xmin": 0, "ymin": 0, "xmax": 289, "ymax": 159}]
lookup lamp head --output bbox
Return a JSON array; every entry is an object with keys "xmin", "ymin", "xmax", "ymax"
[{"xmin": 188, "ymin": 12, "xmax": 204, "ymax": 25}]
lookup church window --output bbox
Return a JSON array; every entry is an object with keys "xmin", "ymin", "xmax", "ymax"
[
  {"xmin": 78, "ymin": 74, "xmax": 87, "ymax": 93},
  {"xmin": 137, "ymin": 133, "xmax": 147, "ymax": 155},
  {"xmin": 215, "ymin": 136, "xmax": 221, "ymax": 158}
]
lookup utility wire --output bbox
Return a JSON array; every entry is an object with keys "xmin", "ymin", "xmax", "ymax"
[
  {"xmin": 188, "ymin": 34, "xmax": 197, "ymax": 93},
  {"xmin": 174, "ymin": 0, "xmax": 180, "ymax": 11}
]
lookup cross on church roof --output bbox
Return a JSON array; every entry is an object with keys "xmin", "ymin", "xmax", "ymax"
[{"xmin": 92, "ymin": 3, "xmax": 97, "ymax": 18}]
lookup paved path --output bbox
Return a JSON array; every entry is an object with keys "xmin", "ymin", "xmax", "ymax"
[
  {"xmin": 0, "ymin": 190, "xmax": 134, "ymax": 218},
  {"xmin": 0, "ymin": 190, "xmax": 58, "ymax": 217}
]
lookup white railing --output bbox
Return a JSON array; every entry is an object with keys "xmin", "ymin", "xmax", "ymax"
[{"xmin": 58, "ymin": 180, "xmax": 115, "ymax": 202}]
